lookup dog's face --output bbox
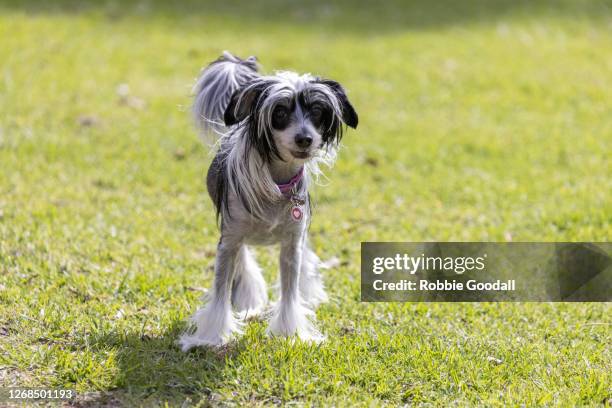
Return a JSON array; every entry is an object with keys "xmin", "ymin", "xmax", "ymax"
[{"xmin": 224, "ymin": 72, "xmax": 358, "ymax": 163}]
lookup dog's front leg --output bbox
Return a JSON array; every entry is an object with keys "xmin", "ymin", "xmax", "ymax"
[
  {"xmin": 268, "ymin": 231, "xmax": 324, "ymax": 342},
  {"xmin": 179, "ymin": 238, "xmax": 242, "ymax": 350}
]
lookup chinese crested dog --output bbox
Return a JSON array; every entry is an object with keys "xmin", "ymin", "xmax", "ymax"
[{"xmin": 179, "ymin": 52, "xmax": 358, "ymax": 350}]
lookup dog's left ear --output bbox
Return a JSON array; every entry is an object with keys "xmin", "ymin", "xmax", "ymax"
[{"xmin": 317, "ymin": 79, "xmax": 359, "ymax": 129}]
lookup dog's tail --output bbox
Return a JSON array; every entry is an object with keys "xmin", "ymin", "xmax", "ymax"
[{"xmin": 192, "ymin": 51, "xmax": 259, "ymax": 136}]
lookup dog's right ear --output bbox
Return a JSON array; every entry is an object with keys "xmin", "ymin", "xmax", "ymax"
[{"xmin": 224, "ymin": 82, "xmax": 267, "ymax": 126}]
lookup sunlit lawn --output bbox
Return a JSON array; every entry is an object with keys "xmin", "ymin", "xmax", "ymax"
[{"xmin": 0, "ymin": 0, "xmax": 610, "ymax": 405}]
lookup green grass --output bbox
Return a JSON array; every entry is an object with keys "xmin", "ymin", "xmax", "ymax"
[{"xmin": 1, "ymin": 0, "xmax": 611, "ymax": 406}]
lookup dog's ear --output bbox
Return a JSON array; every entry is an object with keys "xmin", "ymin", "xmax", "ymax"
[
  {"xmin": 318, "ymin": 79, "xmax": 358, "ymax": 129},
  {"xmin": 224, "ymin": 83, "xmax": 266, "ymax": 127}
]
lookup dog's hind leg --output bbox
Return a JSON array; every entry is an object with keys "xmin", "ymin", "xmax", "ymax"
[
  {"xmin": 299, "ymin": 241, "xmax": 329, "ymax": 308},
  {"xmin": 232, "ymin": 245, "xmax": 268, "ymax": 317},
  {"xmin": 179, "ymin": 238, "xmax": 243, "ymax": 350}
]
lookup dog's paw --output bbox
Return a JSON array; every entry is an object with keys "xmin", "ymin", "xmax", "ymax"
[
  {"xmin": 178, "ymin": 333, "xmax": 227, "ymax": 351},
  {"xmin": 267, "ymin": 324, "xmax": 326, "ymax": 344},
  {"xmin": 267, "ymin": 301, "xmax": 325, "ymax": 343},
  {"xmin": 179, "ymin": 302, "xmax": 244, "ymax": 351}
]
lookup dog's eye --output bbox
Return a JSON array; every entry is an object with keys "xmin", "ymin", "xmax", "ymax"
[
  {"xmin": 273, "ymin": 107, "xmax": 288, "ymax": 121},
  {"xmin": 271, "ymin": 106, "xmax": 291, "ymax": 129},
  {"xmin": 310, "ymin": 106, "xmax": 323, "ymax": 119}
]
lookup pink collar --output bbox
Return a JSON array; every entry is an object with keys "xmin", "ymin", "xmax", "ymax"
[{"xmin": 276, "ymin": 167, "xmax": 304, "ymax": 197}]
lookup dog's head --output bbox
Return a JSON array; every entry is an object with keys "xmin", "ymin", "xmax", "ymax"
[{"xmin": 223, "ymin": 72, "xmax": 358, "ymax": 163}]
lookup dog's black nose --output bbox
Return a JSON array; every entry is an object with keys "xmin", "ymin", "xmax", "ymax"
[{"xmin": 295, "ymin": 133, "xmax": 313, "ymax": 148}]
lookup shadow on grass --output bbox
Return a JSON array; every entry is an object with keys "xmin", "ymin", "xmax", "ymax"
[
  {"xmin": 1, "ymin": 0, "xmax": 611, "ymax": 33},
  {"xmin": 76, "ymin": 320, "xmax": 247, "ymax": 406}
]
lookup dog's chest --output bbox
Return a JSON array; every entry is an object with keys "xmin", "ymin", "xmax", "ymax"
[
  {"xmin": 251, "ymin": 204, "xmax": 305, "ymax": 245},
  {"xmin": 242, "ymin": 201, "xmax": 307, "ymax": 245}
]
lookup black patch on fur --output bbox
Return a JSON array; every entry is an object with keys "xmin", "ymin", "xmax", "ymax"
[{"xmin": 206, "ymin": 150, "xmax": 230, "ymax": 224}]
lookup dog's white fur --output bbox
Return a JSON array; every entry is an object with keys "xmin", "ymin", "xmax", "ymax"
[{"xmin": 179, "ymin": 52, "xmax": 357, "ymax": 350}]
